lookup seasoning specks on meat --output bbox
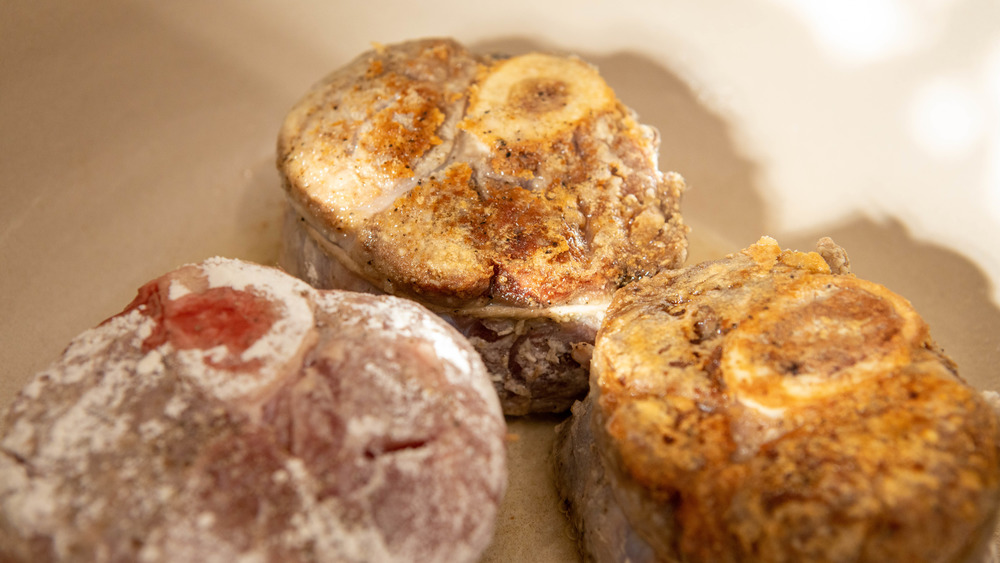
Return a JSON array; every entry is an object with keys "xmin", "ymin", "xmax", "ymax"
[{"xmin": 278, "ymin": 38, "xmax": 688, "ymax": 414}]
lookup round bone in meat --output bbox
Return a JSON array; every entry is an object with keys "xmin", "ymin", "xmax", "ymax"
[
  {"xmin": 0, "ymin": 257, "xmax": 507, "ymax": 563},
  {"xmin": 555, "ymin": 237, "xmax": 1000, "ymax": 562},
  {"xmin": 277, "ymin": 37, "xmax": 688, "ymax": 415}
]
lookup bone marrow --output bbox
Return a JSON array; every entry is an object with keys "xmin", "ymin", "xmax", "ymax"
[
  {"xmin": 0, "ymin": 257, "xmax": 507, "ymax": 563},
  {"xmin": 277, "ymin": 38, "xmax": 688, "ymax": 414},
  {"xmin": 555, "ymin": 237, "xmax": 1000, "ymax": 562}
]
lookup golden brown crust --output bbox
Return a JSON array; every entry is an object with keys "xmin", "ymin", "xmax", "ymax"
[
  {"xmin": 277, "ymin": 38, "xmax": 687, "ymax": 309},
  {"xmin": 591, "ymin": 236, "xmax": 1000, "ymax": 561}
]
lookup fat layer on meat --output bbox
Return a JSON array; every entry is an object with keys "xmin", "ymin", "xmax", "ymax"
[{"xmin": 277, "ymin": 38, "xmax": 687, "ymax": 414}]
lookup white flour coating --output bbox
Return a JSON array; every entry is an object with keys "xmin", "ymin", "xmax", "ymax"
[
  {"xmin": 31, "ymin": 310, "xmax": 148, "ymax": 393},
  {"xmin": 315, "ymin": 291, "xmax": 502, "ymax": 420},
  {"xmin": 202, "ymin": 256, "xmax": 313, "ymax": 297},
  {"xmin": 4, "ymin": 310, "xmax": 153, "ymax": 463},
  {"xmin": 302, "ymin": 289, "xmax": 506, "ymax": 561},
  {"xmin": 0, "ymin": 257, "xmax": 506, "ymax": 563},
  {"xmin": 135, "ymin": 348, "xmax": 164, "ymax": 377},
  {"xmin": 278, "ymin": 457, "xmax": 395, "ymax": 563},
  {"xmin": 0, "ymin": 309, "xmax": 160, "ymax": 557},
  {"xmin": 139, "ymin": 518, "xmax": 260, "ymax": 563},
  {"xmin": 139, "ymin": 419, "xmax": 166, "ymax": 441},
  {"xmin": 167, "ymin": 279, "xmax": 192, "ymax": 300},
  {"xmin": 163, "ymin": 393, "xmax": 187, "ymax": 419},
  {"xmin": 0, "ymin": 469, "xmax": 55, "ymax": 539},
  {"xmin": 331, "ymin": 292, "xmax": 506, "ymax": 508}
]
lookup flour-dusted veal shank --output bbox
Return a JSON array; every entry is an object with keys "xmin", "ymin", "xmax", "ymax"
[
  {"xmin": 555, "ymin": 237, "xmax": 1000, "ymax": 562},
  {"xmin": 277, "ymin": 38, "xmax": 688, "ymax": 415},
  {"xmin": 0, "ymin": 258, "xmax": 507, "ymax": 563}
]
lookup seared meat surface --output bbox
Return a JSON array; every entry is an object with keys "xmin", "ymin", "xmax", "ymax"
[
  {"xmin": 556, "ymin": 237, "xmax": 1000, "ymax": 562},
  {"xmin": 0, "ymin": 258, "xmax": 506, "ymax": 563},
  {"xmin": 278, "ymin": 38, "xmax": 687, "ymax": 414}
]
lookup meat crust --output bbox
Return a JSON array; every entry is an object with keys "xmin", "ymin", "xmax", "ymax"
[
  {"xmin": 556, "ymin": 237, "xmax": 1000, "ymax": 562},
  {"xmin": 277, "ymin": 38, "xmax": 687, "ymax": 415},
  {"xmin": 0, "ymin": 258, "xmax": 507, "ymax": 563}
]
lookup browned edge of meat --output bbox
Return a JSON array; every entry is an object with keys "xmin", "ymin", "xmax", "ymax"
[
  {"xmin": 276, "ymin": 38, "xmax": 688, "ymax": 415},
  {"xmin": 556, "ymin": 237, "xmax": 1000, "ymax": 562}
]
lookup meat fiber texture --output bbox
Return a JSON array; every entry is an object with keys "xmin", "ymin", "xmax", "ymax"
[
  {"xmin": 277, "ymin": 37, "xmax": 688, "ymax": 415},
  {"xmin": 555, "ymin": 237, "xmax": 1000, "ymax": 562},
  {"xmin": 0, "ymin": 257, "xmax": 507, "ymax": 563}
]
